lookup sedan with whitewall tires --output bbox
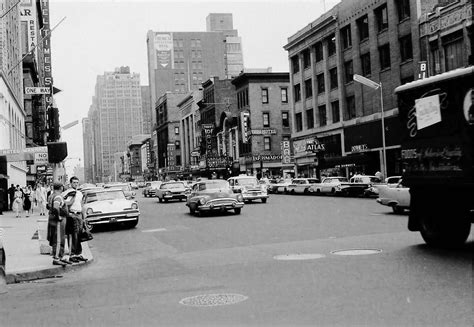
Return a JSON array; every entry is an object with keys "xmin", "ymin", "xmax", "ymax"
[
  {"xmin": 82, "ymin": 189, "xmax": 139, "ymax": 230},
  {"xmin": 186, "ymin": 180, "xmax": 244, "ymax": 216},
  {"xmin": 228, "ymin": 175, "xmax": 269, "ymax": 203}
]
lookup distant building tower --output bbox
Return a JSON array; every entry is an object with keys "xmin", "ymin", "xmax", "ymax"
[
  {"xmin": 85, "ymin": 67, "xmax": 143, "ymax": 182},
  {"xmin": 206, "ymin": 13, "xmax": 244, "ymax": 79},
  {"xmin": 141, "ymin": 86, "xmax": 152, "ymax": 133}
]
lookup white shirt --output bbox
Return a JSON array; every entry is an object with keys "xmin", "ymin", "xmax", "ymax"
[{"xmin": 69, "ymin": 189, "xmax": 83, "ymax": 212}]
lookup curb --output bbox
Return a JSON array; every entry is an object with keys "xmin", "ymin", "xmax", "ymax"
[{"xmin": 5, "ymin": 242, "xmax": 94, "ymax": 284}]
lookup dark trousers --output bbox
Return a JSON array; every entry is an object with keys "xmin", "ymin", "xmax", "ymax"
[
  {"xmin": 70, "ymin": 212, "xmax": 83, "ymax": 256},
  {"xmin": 51, "ymin": 219, "xmax": 66, "ymax": 259}
]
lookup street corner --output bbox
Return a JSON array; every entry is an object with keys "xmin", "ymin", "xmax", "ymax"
[{"xmin": 5, "ymin": 241, "xmax": 94, "ymax": 285}]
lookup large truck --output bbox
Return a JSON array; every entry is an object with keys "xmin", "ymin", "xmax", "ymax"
[{"xmin": 395, "ymin": 66, "xmax": 473, "ymax": 247}]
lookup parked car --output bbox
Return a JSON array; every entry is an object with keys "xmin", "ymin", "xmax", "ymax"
[
  {"xmin": 82, "ymin": 188, "xmax": 139, "ymax": 231},
  {"xmin": 186, "ymin": 179, "xmax": 244, "ymax": 216},
  {"xmin": 228, "ymin": 175, "xmax": 269, "ymax": 203},
  {"xmin": 376, "ymin": 180, "xmax": 410, "ymax": 214},
  {"xmin": 104, "ymin": 183, "xmax": 136, "ymax": 199},
  {"xmin": 268, "ymin": 178, "xmax": 293, "ymax": 194},
  {"xmin": 143, "ymin": 181, "xmax": 163, "ymax": 197},
  {"xmin": 366, "ymin": 175, "xmax": 403, "ymax": 196},
  {"xmin": 286, "ymin": 178, "xmax": 320, "ymax": 194},
  {"xmin": 155, "ymin": 181, "xmax": 190, "ymax": 202},
  {"xmin": 309, "ymin": 177, "xmax": 349, "ymax": 195},
  {"xmin": 338, "ymin": 175, "xmax": 382, "ymax": 197}
]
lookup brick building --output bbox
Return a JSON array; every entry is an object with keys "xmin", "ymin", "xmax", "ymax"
[
  {"xmin": 284, "ymin": 0, "xmax": 438, "ymax": 179},
  {"xmin": 231, "ymin": 72, "xmax": 291, "ymax": 178}
]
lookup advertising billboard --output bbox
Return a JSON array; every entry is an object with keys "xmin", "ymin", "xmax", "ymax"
[{"xmin": 154, "ymin": 33, "xmax": 174, "ymax": 69}]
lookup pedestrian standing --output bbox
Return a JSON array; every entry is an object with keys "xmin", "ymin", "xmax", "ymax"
[
  {"xmin": 35, "ymin": 183, "xmax": 48, "ymax": 216},
  {"xmin": 47, "ymin": 183, "xmax": 71, "ymax": 266},
  {"xmin": 23, "ymin": 185, "xmax": 32, "ymax": 217},
  {"xmin": 12, "ymin": 186, "xmax": 23, "ymax": 218},
  {"xmin": 8, "ymin": 184, "xmax": 15, "ymax": 211},
  {"xmin": 65, "ymin": 176, "xmax": 87, "ymax": 263}
]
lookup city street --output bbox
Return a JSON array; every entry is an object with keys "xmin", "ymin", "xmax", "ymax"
[{"xmin": 1, "ymin": 193, "xmax": 472, "ymax": 326}]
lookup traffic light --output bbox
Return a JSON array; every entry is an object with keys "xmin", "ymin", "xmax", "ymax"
[{"xmin": 47, "ymin": 106, "xmax": 60, "ymax": 142}]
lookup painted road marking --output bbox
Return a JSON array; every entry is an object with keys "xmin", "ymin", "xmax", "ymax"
[{"xmin": 142, "ymin": 228, "xmax": 167, "ymax": 233}]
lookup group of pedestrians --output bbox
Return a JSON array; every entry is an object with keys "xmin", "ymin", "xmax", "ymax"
[
  {"xmin": 47, "ymin": 176, "xmax": 88, "ymax": 267},
  {"xmin": 6, "ymin": 183, "xmax": 49, "ymax": 218}
]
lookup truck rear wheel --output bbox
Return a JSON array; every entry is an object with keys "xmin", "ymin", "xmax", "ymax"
[{"xmin": 419, "ymin": 208, "xmax": 471, "ymax": 248}]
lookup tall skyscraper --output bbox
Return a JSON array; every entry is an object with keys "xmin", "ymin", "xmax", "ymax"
[
  {"xmin": 206, "ymin": 13, "xmax": 244, "ymax": 79},
  {"xmin": 84, "ymin": 67, "xmax": 143, "ymax": 182},
  {"xmin": 141, "ymin": 86, "xmax": 151, "ymax": 134}
]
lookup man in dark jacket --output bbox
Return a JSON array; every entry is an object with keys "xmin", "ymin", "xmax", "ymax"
[{"xmin": 8, "ymin": 184, "xmax": 15, "ymax": 211}]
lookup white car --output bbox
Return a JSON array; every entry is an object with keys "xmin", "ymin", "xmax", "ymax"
[
  {"xmin": 286, "ymin": 178, "xmax": 320, "ymax": 194},
  {"xmin": 82, "ymin": 188, "xmax": 139, "ymax": 231},
  {"xmin": 143, "ymin": 181, "xmax": 163, "ymax": 197},
  {"xmin": 268, "ymin": 178, "xmax": 294, "ymax": 194},
  {"xmin": 309, "ymin": 177, "xmax": 349, "ymax": 195},
  {"xmin": 228, "ymin": 175, "xmax": 269, "ymax": 203},
  {"xmin": 376, "ymin": 180, "xmax": 410, "ymax": 214},
  {"xmin": 155, "ymin": 181, "xmax": 190, "ymax": 202}
]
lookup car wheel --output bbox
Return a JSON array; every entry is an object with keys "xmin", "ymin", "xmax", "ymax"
[
  {"xmin": 159, "ymin": 197, "xmax": 163, "ymax": 203},
  {"xmin": 291, "ymin": 189, "xmax": 295, "ymax": 195},
  {"xmin": 189, "ymin": 207, "xmax": 195, "ymax": 214},
  {"xmin": 234, "ymin": 208, "xmax": 241, "ymax": 214},
  {"xmin": 304, "ymin": 188, "xmax": 309, "ymax": 194},
  {"xmin": 316, "ymin": 189, "xmax": 321, "ymax": 196},
  {"xmin": 85, "ymin": 220, "xmax": 94, "ymax": 233},
  {"xmin": 261, "ymin": 198, "xmax": 267, "ymax": 203},
  {"xmin": 392, "ymin": 206, "xmax": 404, "ymax": 214}
]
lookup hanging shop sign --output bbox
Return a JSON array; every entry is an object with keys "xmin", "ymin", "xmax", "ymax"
[
  {"xmin": 281, "ymin": 140, "xmax": 291, "ymax": 165},
  {"xmin": 206, "ymin": 156, "xmax": 232, "ymax": 169},
  {"xmin": 202, "ymin": 123, "xmax": 214, "ymax": 154},
  {"xmin": 249, "ymin": 129, "xmax": 277, "ymax": 136},
  {"xmin": 241, "ymin": 112, "xmax": 250, "ymax": 143},
  {"xmin": 351, "ymin": 144, "xmax": 369, "ymax": 153},
  {"xmin": 250, "ymin": 154, "xmax": 282, "ymax": 162}
]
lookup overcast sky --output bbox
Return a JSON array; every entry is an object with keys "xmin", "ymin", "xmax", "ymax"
[{"xmin": 49, "ymin": 0, "xmax": 339, "ymax": 173}]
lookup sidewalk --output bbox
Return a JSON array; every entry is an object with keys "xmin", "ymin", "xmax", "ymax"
[{"xmin": 0, "ymin": 209, "xmax": 93, "ymax": 284}]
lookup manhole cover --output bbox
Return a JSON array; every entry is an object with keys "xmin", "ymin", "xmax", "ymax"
[
  {"xmin": 273, "ymin": 253, "xmax": 326, "ymax": 261},
  {"xmin": 331, "ymin": 249, "xmax": 382, "ymax": 256},
  {"xmin": 179, "ymin": 293, "xmax": 248, "ymax": 307}
]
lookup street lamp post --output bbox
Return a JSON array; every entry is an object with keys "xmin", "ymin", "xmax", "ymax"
[{"xmin": 353, "ymin": 74, "xmax": 387, "ymax": 179}]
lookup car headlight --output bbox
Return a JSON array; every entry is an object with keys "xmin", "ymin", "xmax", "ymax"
[
  {"xmin": 86, "ymin": 208, "xmax": 94, "ymax": 215},
  {"xmin": 237, "ymin": 194, "xmax": 244, "ymax": 202},
  {"xmin": 199, "ymin": 198, "xmax": 206, "ymax": 205},
  {"xmin": 131, "ymin": 203, "xmax": 138, "ymax": 209}
]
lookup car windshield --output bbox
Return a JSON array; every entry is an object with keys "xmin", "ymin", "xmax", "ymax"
[
  {"xmin": 161, "ymin": 182, "xmax": 184, "ymax": 189},
  {"xmin": 197, "ymin": 181, "xmax": 230, "ymax": 191},
  {"xmin": 328, "ymin": 178, "xmax": 348, "ymax": 182},
  {"xmin": 85, "ymin": 190, "xmax": 125, "ymax": 203},
  {"xmin": 236, "ymin": 178, "xmax": 258, "ymax": 186},
  {"xmin": 293, "ymin": 180, "xmax": 306, "ymax": 184}
]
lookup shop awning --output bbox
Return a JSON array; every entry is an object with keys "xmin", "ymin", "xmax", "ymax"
[{"xmin": 322, "ymin": 153, "xmax": 372, "ymax": 168}]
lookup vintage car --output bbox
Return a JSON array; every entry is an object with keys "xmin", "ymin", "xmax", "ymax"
[
  {"xmin": 268, "ymin": 178, "xmax": 293, "ymax": 194},
  {"xmin": 365, "ymin": 175, "xmax": 403, "ymax": 196},
  {"xmin": 228, "ymin": 175, "xmax": 269, "ymax": 203},
  {"xmin": 155, "ymin": 181, "xmax": 190, "ymax": 202},
  {"xmin": 142, "ymin": 181, "xmax": 163, "ymax": 197},
  {"xmin": 82, "ymin": 188, "xmax": 139, "ymax": 231},
  {"xmin": 286, "ymin": 178, "xmax": 320, "ymax": 194},
  {"xmin": 104, "ymin": 183, "xmax": 136, "ymax": 199},
  {"xmin": 186, "ymin": 180, "xmax": 244, "ymax": 216},
  {"xmin": 376, "ymin": 180, "xmax": 410, "ymax": 214},
  {"xmin": 338, "ymin": 175, "xmax": 382, "ymax": 197},
  {"xmin": 309, "ymin": 177, "xmax": 349, "ymax": 195}
]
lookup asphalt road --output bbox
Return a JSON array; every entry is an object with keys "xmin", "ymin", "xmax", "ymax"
[{"xmin": 1, "ymin": 192, "xmax": 472, "ymax": 326}]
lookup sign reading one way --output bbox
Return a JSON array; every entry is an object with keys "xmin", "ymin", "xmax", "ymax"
[{"xmin": 24, "ymin": 87, "xmax": 50, "ymax": 95}]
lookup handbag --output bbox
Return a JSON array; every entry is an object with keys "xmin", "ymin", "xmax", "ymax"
[{"xmin": 79, "ymin": 223, "xmax": 93, "ymax": 242}]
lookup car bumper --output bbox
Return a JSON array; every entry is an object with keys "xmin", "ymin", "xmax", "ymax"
[
  {"xmin": 86, "ymin": 210, "xmax": 140, "ymax": 225},
  {"xmin": 198, "ymin": 201, "xmax": 244, "ymax": 211},
  {"xmin": 376, "ymin": 198, "xmax": 395, "ymax": 206},
  {"xmin": 242, "ymin": 193, "xmax": 268, "ymax": 200},
  {"xmin": 163, "ymin": 194, "xmax": 187, "ymax": 200}
]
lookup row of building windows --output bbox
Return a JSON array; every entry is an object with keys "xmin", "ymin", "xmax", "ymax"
[
  {"xmin": 294, "ymin": 100, "xmax": 341, "ymax": 132},
  {"xmin": 252, "ymin": 111, "xmax": 290, "ymax": 129}
]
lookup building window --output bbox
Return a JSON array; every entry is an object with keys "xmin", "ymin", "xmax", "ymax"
[
  {"xmin": 318, "ymin": 105, "xmax": 327, "ymax": 126},
  {"xmin": 329, "ymin": 67, "xmax": 338, "ymax": 89},
  {"xmin": 303, "ymin": 49, "xmax": 311, "ymax": 69},
  {"xmin": 344, "ymin": 60, "xmax": 353, "ymax": 83},
  {"xmin": 340, "ymin": 25, "xmax": 352, "ymax": 50},
  {"xmin": 346, "ymin": 95, "xmax": 356, "ymax": 120},
  {"xmin": 316, "ymin": 73, "xmax": 325, "ymax": 94},
  {"xmin": 396, "ymin": 0, "xmax": 410, "ymax": 22},
  {"xmin": 360, "ymin": 53, "xmax": 371, "ymax": 77},
  {"xmin": 327, "ymin": 34, "xmax": 336, "ymax": 56},
  {"xmin": 261, "ymin": 88, "xmax": 269, "ymax": 103},
  {"xmin": 399, "ymin": 35, "xmax": 413, "ymax": 62},
  {"xmin": 331, "ymin": 100, "xmax": 340, "ymax": 123},
  {"xmin": 444, "ymin": 33, "xmax": 464, "ymax": 71},
  {"xmin": 264, "ymin": 137, "xmax": 271, "ymax": 151},
  {"xmin": 430, "ymin": 42, "xmax": 441, "ymax": 75},
  {"xmin": 304, "ymin": 79, "xmax": 313, "ymax": 98},
  {"xmin": 315, "ymin": 42, "xmax": 323, "ymax": 62},
  {"xmin": 379, "ymin": 44, "xmax": 391, "ymax": 70},
  {"xmin": 263, "ymin": 113, "xmax": 270, "ymax": 127},
  {"xmin": 375, "ymin": 4, "xmax": 388, "ymax": 32},
  {"xmin": 281, "ymin": 88, "xmax": 288, "ymax": 103},
  {"xmin": 282, "ymin": 112, "xmax": 289, "ymax": 127},
  {"xmin": 175, "ymin": 126, "xmax": 179, "ymax": 134},
  {"xmin": 357, "ymin": 15, "xmax": 369, "ymax": 41},
  {"xmin": 291, "ymin": 55, "xmax": 300, "ymax": 74},
  {"xmin": 306, "ymin": 109, "xmax": 314, "ymax": 129},
  {"xmin": 293, "ymin": 84, "xmax": 301, "ymax": 102},
  {"xmin": 295, "ymin": 112, "xmax": 303, "ymax": 132},
  {"xmin": 175, "ymin": 140, "xmax": 181, "ymax": 150}
]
